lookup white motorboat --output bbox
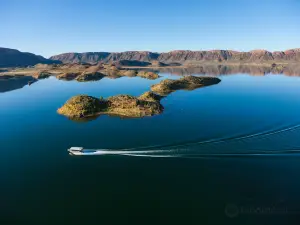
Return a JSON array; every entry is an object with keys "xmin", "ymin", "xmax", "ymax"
[
  {"xmin": 68, "ymin": 147, "xmax": 84, "ymax": 155},
  {"xmin": 68, "ymin": 147, "xmax": 107, "ymax": 155}
]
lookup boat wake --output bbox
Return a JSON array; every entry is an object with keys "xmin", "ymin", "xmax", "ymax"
[
  {"xmin": 70, "ymin": 122, "xmax": 300, "ymax": 158},
  {"xmin": 72, "ymin": 149, "xmax": 300, "ymax": 158}
]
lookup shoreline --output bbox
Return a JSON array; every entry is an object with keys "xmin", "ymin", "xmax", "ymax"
[
  {"xmin": 1, "ymin": 62, "xmax": 300, "ymax": 79},
  {"xmin": 121, "ymin": 62, "xmax": 293, "ymax": 69}
]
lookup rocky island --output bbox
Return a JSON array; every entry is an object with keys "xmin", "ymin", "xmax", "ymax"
[
  {"xmin": 75, "ymin": 72, "xmax": 105, "ymax": 82},
  {"xmin": 57, "ymin": 91, "xmax": 163, "ymax": 118},
  {"xmin": 57, "ymin": 75, "xmax": 221, "ymax": 119},
  {"xmin": 2, "ymin": 62, "xmax": 160, "ymax": 81},
  {"xmin": 151, "ymin": 76, "xmax": 221, "ymax": 95}
]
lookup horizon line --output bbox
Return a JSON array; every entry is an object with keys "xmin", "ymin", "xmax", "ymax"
[{"xmin": 1, "ymin": 46, "xmax": 300, "ymax": 58}]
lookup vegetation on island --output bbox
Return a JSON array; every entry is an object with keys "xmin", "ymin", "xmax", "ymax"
[
  {"xmin": 57, "ymin": 91, "xmax": 164, "ymax": 118},
  {"xmin": 151, "ymin": 76, "xmax": 221, "ymax": 94},
  {"xmin": 57, "ymin": 75, "xmax": 221, "ymax": 119}
]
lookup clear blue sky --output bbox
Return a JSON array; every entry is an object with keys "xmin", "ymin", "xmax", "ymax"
[{"xmin": 1, "ymin": 0, "xmax": 300, "ymax": 57}]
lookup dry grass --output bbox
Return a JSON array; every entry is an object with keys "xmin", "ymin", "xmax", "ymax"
[
  {"xmin": 151, "ymin": 76, "xmax": 221, "ymax": 94},
  {"xmin": 58, "ymin": 92, "xmax": 164, "ymax": 119}
]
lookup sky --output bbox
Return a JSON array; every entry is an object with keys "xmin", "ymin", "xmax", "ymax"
[{"xmin": 1, "ymin": 0, "xmax": 300, "ymax": 57}]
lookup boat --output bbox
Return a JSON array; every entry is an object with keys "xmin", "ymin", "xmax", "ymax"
[
  {"xmin": 68, "ymin": 147, "xmax": 84, "ymax": 155},
  {"xmin": 68, "ymin": 147, "xmax": 104, "ymax": 155}
]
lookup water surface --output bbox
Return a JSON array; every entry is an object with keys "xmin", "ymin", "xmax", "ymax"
[{"xmin": 1, "ymin": 70, "xmax": 300, "ymax": 224}]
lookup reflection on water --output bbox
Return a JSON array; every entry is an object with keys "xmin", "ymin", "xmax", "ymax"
[
  {"xmin": 151, "ymin": 64, "xmax": 300, "ymax": 76},
  {"xmin": 0, "ymin": 76, "xmax": 36, "ymax": 93},
  {"xmin": 67, "ymin": 115, "xmax": 100, "ymax": 123},
  {"xmin": 2, "ymin": 64, "xmax": 300, "ymax": 93}
]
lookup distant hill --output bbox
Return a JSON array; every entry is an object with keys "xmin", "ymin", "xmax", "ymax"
[
  {"xmin": 0, "ymin": 47, "xmax": 59, "ymax": 67},
  {"xmin": 102, "ymin": 51, "xmax": 160, "ymax": 63},
  {"xmin": 50, "ymin": 51, "xmax": 159, "ymax": 64},
  {"xmin": 50, "ymin": 49, "xmax": 300, "ymax": 65},
  {"xmin": 49, "ymin": 52, "xmax": 110, "ymax": 64},
  {"xmin": 157, "ymin": 49, "xmax": 300, "ymax": 64},
  {"xmin": 2, "ymin": 47, "xmax": 300, "ymax": 68}
]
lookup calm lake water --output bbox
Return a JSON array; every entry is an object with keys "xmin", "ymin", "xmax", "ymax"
[{"xmin": 1, "ymin": 70, "xmax": 300, "ymax": 224}]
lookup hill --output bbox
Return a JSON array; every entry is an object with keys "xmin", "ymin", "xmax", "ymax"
[
  {"xmin": 0, "ymin": 47, "xmax": 59, "ymax": 67},
  {"xmin": 50, "ymin": 49, "xmax": 300, "ymax": 65}
]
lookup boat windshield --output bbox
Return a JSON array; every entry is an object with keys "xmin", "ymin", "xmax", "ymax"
[{"xmin": 82, "ymin": 150, "xmax": 97, "ymax": 153}]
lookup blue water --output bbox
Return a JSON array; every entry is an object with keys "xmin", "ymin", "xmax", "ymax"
[{"xmin": 1, "ymin": 72, "xmax": 300, "ymax": 224}]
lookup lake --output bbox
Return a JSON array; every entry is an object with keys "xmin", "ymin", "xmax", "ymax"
[{"xmin": 1, "ymin": 68, "xmax": 300, "ymax": 224}]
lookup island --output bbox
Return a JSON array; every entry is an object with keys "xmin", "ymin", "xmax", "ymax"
[
  {"xmin": 57, "ymin": 91, "xmax": 164, "ymax": 118},
  {"xmin": 57, "ymin": 75, "xmax": 221, "ymax": 119},
  {"xmin": 1, "ymin": 62, "xmax": 160, "ymax": 82},
  {"xmin": 151, "ymin": 76, "xmax": 221, "ymax": 95},
  {"xmin": 61, "ymin": 63, "xmax": 160, "ymax": 80}
]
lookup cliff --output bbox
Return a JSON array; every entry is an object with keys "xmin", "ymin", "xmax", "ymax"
[
  {"xmin": 2, "ymin": 47, "xmax": 300, "ymax": 68},
  {"xmin": 49, "ymin": 49, "xmax": 300, "ymax": 65},
  {"xmin": 50, "ymin": 51, "xmax": 159, "ymax": 64},
  {"xmin": 49, "ymin": 52, "xmax": 110, "ymax": 64},
  {"xmin": 102, "ymin": 51, "xmax": 160, "ymax": 63}
]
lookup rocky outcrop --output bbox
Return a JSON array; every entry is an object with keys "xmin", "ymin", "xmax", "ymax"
[
  {"xmin": 151, "ymin": 76, "xmax": 221, "ymax": 94},
  {"xmin": 57, "ymin": 92, "xmax": 163, "ymax": 118},
  {"xmin": 49, "ymin": 49, "xmax": 300, "ymax": 65},
  {"xmin": 0, "ymin": 47, "xmax": 59, "ymax": 68}
]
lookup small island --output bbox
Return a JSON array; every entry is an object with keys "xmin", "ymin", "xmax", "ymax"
[
  {"xmin": 0, "ymin": 63, "xmax": 160, "ymax": 82},
  {"xmin": 57, "ymin": 75, "xmax": 221, "ymax": 119},
  {"xmin": 57, "ymin": 91, "xmax": 164, "ymax": 118},
  {"xmin": 151, "ymin": 76, "xmax": 221, "ymax": 95},
  {"xmin": 53, "ymin": 63, "xmax": 160, "ymax": 81},
  {"xmin": 75, "ymin": 72, "xmax": 105, "ymax": 82}
]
